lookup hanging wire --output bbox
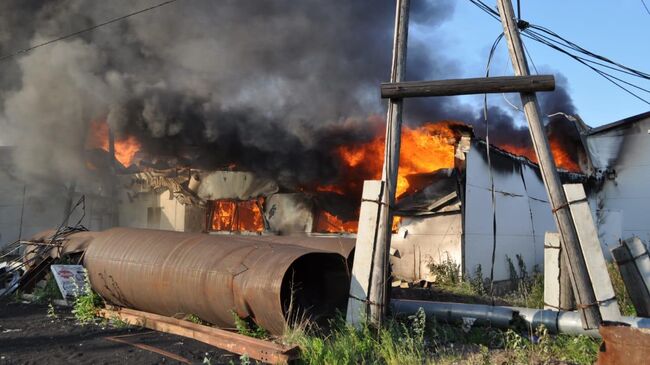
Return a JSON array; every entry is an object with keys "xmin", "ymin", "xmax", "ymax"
[
  {"xmin": 483, "ymin": 33, "xmax": 504, "ymax": 297},
  {"xmin": 0, "ymin": 0, "xmax": 180, "ymax": 63},
  {"xmin": 468, "ymin": 0, "xmax": 650, "ymax": 105}
]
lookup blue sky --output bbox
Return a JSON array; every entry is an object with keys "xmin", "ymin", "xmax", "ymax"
[{"xmin": 432, "ymin": 0, "xmax": 650, "ymax": 127}]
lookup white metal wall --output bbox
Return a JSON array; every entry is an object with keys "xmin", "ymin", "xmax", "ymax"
[
  {"xmin": 464, "ymin": 143, "xmax": 555, "ymax": 281},
  {"xmin": 587, "ymin": 116, "xmax": 650, "ymax": 254}
]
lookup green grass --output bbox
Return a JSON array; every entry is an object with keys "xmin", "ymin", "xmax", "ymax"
[
  {"xmin": 288, "ymin": 309, "xmax": 430, "ymax": 365},
  {"xmin": 427, "ymin": 256, "xmax": 545, "ymax": 308},
  {"xmin": 32, "ymin": 275, "xmax": 62, "ymax": 304},
  {"xmin": 608, "ymin": 262, "xmax": 636, "ymax": 316},
  {"xmin": 283, "ymin": 308, "xmax": 599, "ymax": 365},
  {"xmin": 231, "ymin": 311, "xmax": 270, "ymax": 339},
  {"xmin": 71, "ymin": 272, "xmax": 102, "ymax": 325}
]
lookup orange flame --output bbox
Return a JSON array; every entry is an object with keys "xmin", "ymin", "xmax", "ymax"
[
  {"xmin": 85, "ymin": 120, "xmax": 141, "ymax": 167},
  {"xmin": 500, "ymin": 140, "xmax": 579, "ymax": 172},
  {"xmin": 313, "ymin": 211, "xmax": 401, "ymax": 234},
  {"xmin": 314, "ymin": 210, "xmax": 358, "ymax": 233},
  {"xmin": 209, "ymin": 199, "xmax": 264, "ymax": 232},
  {"xmin": 336, "ymin": 122, "xmax": 458, "ymax": 197}
]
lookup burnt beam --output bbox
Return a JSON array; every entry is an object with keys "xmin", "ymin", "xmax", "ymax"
[{"xmin": 380, "ymin": 75, "xmax": 555, "ymax": 99}]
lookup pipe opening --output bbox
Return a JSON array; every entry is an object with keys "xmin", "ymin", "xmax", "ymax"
[{"xmin": 281, "ymin": 253, "xmax": 350, "ymax": 326}]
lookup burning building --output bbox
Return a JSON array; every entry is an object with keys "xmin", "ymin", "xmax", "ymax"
[
  {"xmin": 578, "ymin": 111, "xmax": 650, "ymax": 258},
  {"xmin": 95, "ymin": 119, "xmax": 588, "ymax": 285},
  {"xmin": 0, "ymin": 1, "xmax": 647, "ymax": 293},
  {"xmin": 6, "ymin": 107, "xmax": 647, "ymax": 288}
]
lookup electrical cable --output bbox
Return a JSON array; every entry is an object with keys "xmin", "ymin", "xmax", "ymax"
[
  {"xmin": 0, "ymin": 0, "xmax": 179, "ymax": 63},
  {"xmin": 483, "ymin": 33, "xmax": 504, "ymax": 297},
  {"xmin": 468, "ymin": 0, "xmax": 650, "ymax": 105}
]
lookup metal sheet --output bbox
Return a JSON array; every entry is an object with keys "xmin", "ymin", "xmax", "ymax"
[
  {"xmin": 587, "ymin": 116, "xmax": 650, "ymax": 247},
  {"xmin": 464, "ymin": 142, "xmax": 552, "ymax": 281},
  {"xmin": 597, "ymin": 323, "xmax": 650, "ymax": 365},
  {"xmin": 81, "ymin": 228, "xmax": 349, "ymax": 334},
  {"xmin": 197, "ymin": 171, "xmax": 279, "ymax": 201},
  {"xmin": 390, "ymin": 213, "xmax": 462, "ymax": 282}
]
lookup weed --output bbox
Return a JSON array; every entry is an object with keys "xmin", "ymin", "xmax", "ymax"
[
  {"xmin": 46, "ymin": 303, "xmax": 58, "ymax": 319},
  {"xmin": 292, "ymin": 309, "xmax": 431, "ymax": 365},
  {"xmin": 498, "ymin": 325, "xmax": 598, "ymax": 365},
  {"xmin": 109, "ymin": 315, "xmax": 130, "ymax": 329},
  {"xmin": 428, "ymin": 255, "xmax": 462, "ymax": 287},
  {"xmin": 32, "ymin": 275, "xmax": 61, "ymax": 304},
  {"xmin": 428, "ymin": 256, "xmax": 477, "ymax": 297},
  {"xmin": 239, "ymin": 354, "xmax": 251, "ymax": 365},
  {"xmin": 71, "ymin": 271, "xmax": 102, "ymax": 325},
  {"xmin": 285, "ymin": 310, "xmax": 599, "ymax": 365},
  {"xmin": 231, "ymin": 311, "xmax": 269, "ymax": 339},
  {"xmin": 470, "ymin": 264, "xmax": 487, "ymax": 296},
  {"xmin": 550, "ymin": 333, "xmax": 600, "ymax": 365},
  {"xmin": 185, "ymin": 313, "xmax": 206, "ymax": 325},
  {"xmin": 11, "ymin": 289, "xmax": 23, "ymax": 303},
  {"xmin": 503, "ymin": 255, "xmax": 544, "ymax": 308},
  {"xmin": 608, "ymin": 262, "xmax": 636, "ymax": 316}
]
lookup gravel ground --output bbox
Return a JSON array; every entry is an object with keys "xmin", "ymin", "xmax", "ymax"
[{"xmin": 0, "ymin": 300, "xmax": 240, "ymax": 365}]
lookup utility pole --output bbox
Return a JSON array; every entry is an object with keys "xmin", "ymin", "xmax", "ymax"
[
  {"xmin": 368, "ymin": 0, "xmax": 410, "ymax": 326},
  {"xmin": 496, "ymin": 0, "xmax": 601, "ymax": 328}
]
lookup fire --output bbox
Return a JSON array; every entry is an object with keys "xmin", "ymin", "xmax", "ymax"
[
  {"xmin": 314, "ymin": 210, "xmax": 358, "ymax": 233},
  {"xmin": 85, "ymin": 120, "xmax": 141, "ymax": 167},
  {"xmin": 113, "ymin": 136, "xmax": 141, "ymax": 167},
  {"xmin": 316, "ymin": 184, "xmax": 346, "ymax": 195},
  {"xmin": 336, "ymin": 122, "xmax": 458, "ymax": 197},
  {"xmin": 550, "ymin": 139, "xmax": 580, "ymax": 172},
  {"xmin": 500, "ymin": 139, "xmax": 579, "ymax": 172},
  {"xmin": 209, "ymin": 199, "xmax": 265, "ymax": 233}
]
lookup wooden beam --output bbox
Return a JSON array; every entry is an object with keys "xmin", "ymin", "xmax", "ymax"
[
  {"xmin": 98, "ymin": 308, "xmax": 299, "ymax": 364},
  {"xmin": 496, "ymin": 0, "xmax": 601, "ymax": 329},
  {"xmin": 380, "ymin": 75, "xmax": 555, "ymax": 99}
]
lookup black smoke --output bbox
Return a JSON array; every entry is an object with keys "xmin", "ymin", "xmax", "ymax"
[{"xmin": 0, "ymin": 0, "xmax": 582, "ymax": 191}]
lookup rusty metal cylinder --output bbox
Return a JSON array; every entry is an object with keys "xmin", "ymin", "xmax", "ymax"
[{"xmin": 82, "ymin": 228, "xmax": 350, "ymax": 334}]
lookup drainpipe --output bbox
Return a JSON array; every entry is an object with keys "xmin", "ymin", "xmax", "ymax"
[{"xmin": 391, "ymin": 299, "xmax": 650, "ymax": 338}]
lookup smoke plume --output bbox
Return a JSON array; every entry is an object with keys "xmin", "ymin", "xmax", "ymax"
[{"xmin": 0, "ymin": 0, "xmax": 582, "ymax": 191}]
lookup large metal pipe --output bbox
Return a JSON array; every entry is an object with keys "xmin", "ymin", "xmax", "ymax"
[
  {"xmin": 391, "ymin": 299, "xmax": 516, "ymax": 328},
  {"xmin": 81, "ymin": 228, "xmax": 350, "ymax": 334},
  {"xmin": 392, "ymin": 299, "xmax": 650, "ymax": 338}
]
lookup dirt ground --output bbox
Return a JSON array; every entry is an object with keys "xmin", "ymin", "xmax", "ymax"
[{"xmin": 0, "ymin": 300, "xmax": 240, "ymax": 365}]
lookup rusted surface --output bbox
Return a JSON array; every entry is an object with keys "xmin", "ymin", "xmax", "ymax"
[
  {"xmin": 104, "ymin": 334, "xmax": 192, "ymax": 364},
  {"xmin": 597, "ymin": 322, "xmax": 650, "ymax": 364},
  {"xmin": 83, "ymin": 228, "xmax": 349, "ymax": 334},
  {"xmin": 99, "ymin": 307, "xmax": 300, "ymax": 364},
  {"xmin": 243, "ymin": 234, "xmax": 355, "ymax": 259}
]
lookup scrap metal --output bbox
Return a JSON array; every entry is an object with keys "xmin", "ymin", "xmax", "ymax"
[{"xmin": 81, "ymin": 227, "xmax": 350, "ymax": 334}]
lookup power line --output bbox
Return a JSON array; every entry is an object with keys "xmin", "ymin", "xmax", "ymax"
[
  {"xmin": 642, "ymin": 0, "xmax": 650, "ymax": 15},
  {"xmin": 0, "ymin": 0, "xmax": 179, "ymax": 63},
  {"xmin": 468, "ymin": 0, "xmax": 650, "ymax": 105}
]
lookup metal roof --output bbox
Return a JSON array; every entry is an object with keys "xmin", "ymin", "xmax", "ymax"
[{"xmin": 587, "ymin": 110, "xmax": 650, "ymax": 136}]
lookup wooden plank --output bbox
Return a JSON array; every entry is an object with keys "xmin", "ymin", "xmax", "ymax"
[
  {"xmin": 564, "ymin": 184, "xmax": 620, "ymax": 320},
  {"xmin": 98, "ymin": 308, "xmax": 299, "ymax": 364},
  {"xmin": 346, "ymin": 180, "xmax": 385, "ymax": 325},
  {"xmin": 380, "ymin": 75, "xmax": 555, "ymax": 99}
]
